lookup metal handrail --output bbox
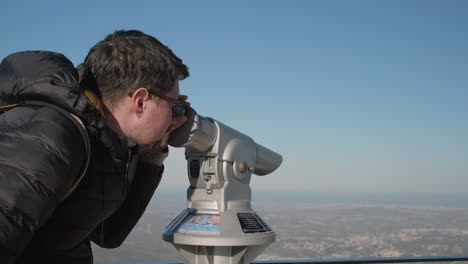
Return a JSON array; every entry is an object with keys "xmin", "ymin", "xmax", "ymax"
[
  {"xmin": 253, "ymin": 255, "xmax": 468, "ymax": 263},
  {"xmin": 100, "ymin": 255, "xmax": 468, "ymax": 264}
]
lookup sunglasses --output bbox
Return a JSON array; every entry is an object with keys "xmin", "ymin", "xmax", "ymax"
[{"xmin": 128, "ymin": 90, "xmax": 187, "ymax": 117}]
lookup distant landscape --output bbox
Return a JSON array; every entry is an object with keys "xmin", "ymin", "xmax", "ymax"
[{"xmin": 93, "ymin": 191, "xmax": 468, "ymax": 263}]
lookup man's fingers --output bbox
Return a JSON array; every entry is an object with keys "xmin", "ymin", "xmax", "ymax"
[
  {"xmin": 159, "ymin": 132, "xmax": 171, "ymax": 148},
  {"xmin": 172, "ymin": 115, "xmax": 187, "ymax": 130}
]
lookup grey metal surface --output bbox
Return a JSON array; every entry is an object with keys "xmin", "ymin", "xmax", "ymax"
[{"xmin": 253, "ymin": 143, "xmax": 283, "ymax": 176}]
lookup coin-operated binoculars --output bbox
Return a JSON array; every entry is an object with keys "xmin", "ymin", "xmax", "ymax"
[{"xmin": 163, "ymin": 108, "xmax": 283, "ymax": 264}]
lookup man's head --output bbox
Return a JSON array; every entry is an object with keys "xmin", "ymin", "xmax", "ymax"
[{"xmin": 85, "ymin": 29, "xmax": 190, "ymax": 145}]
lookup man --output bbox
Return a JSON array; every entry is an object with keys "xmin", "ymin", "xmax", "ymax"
[{"xmin": 0, "ymin": 30, "xmax": 189, "ymax": 263}]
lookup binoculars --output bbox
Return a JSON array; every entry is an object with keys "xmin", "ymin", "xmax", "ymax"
[{"xmin": 163, "ymin": 107, "xmax": 282, "ymax": 264}]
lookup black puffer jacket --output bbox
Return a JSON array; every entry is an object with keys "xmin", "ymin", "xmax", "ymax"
[{"xmin": 0, "ymin": 51, "xmax": 164, "ymax": 263}]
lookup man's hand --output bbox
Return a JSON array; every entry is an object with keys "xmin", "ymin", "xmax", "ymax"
[
  {"xmin": 159, "ymin": 94, "xmax": 190, "ymax": 147},
  {"xmin": 139, "ymin": 95, "xmax": 190, "ymax": 166}
]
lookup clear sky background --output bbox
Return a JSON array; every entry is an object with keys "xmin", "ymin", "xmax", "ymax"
[{"xmin": 1, "ymin": 0, "xmax": 467, "ymax": 194}]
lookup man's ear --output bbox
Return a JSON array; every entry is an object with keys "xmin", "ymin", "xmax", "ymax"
[{"xmin": 130, "ymin": 88, "xmax": 150, "ymax": 114}]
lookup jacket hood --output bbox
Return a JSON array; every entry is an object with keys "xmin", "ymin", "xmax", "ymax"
[
  {"xmin": 0, "ymin": 50, "xmax": 138, "ymax": 153},
  {"xmin": 0, "ymin": 50, "xmax": 97, "ymax": 121}
]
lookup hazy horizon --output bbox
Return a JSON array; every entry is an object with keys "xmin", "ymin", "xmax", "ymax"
[{"xmin": 152, "ymin": 188, "xmax": 468, "ymax": 209}]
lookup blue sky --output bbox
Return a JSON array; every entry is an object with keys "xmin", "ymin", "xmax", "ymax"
[{"xmin": 1, "ymin": 0, "xmax": 467, "ymax": 194}]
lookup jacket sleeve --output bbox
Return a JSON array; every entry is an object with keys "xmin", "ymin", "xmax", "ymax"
[
  {"xmin": 0, "ymin": 106, "xmax": 87, "ymax": 260},
  {"xmin": 90, "ymin": 160, "xmax": 164, "ymax": 248}
]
